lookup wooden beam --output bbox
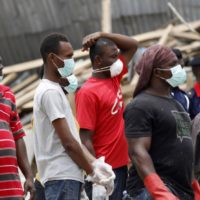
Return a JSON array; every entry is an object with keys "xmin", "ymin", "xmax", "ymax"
[
  {"xmin": 3, "ymin": 59, "xmax": 43, "ymax": 75},
  {"xmin": 16, "ymin": 89, "xmax": 36, "ymax": 108},
  {"xmin": 15, "ymin": 80, "xmax": 39, "ymax": 99},
  {"xmin": 12, "ymin": 74, "xmax": 38, "ymax": 93},
  {"xmin": 177, "ymin": 41, "xmax": 200, "ymax": 53},
  {"xmin": 132, "ymin": 20, "xmax": 200, "ymax": 43},
  {"xmin": 22, "ymin": 101, "xmax": 33, "ymax": 110},
  {"xmin": 158, "ymin": 24, "xmax": 173, "ymax": 45},
  {"xmin": 74, "ymin": 59, "xmax": 91, "ymax": 75},
  {"xmin": 170, "ymin": 32, "xmax": 200, "ymax": 41},
  {"xmin": 167, "ymin": 2, "xmax": 199, "ymax": 34},
  {"xmin": 101, "ymin": 0, "xmax": 112, "ymax": 32},
  {"xmin": 1, "ymin": 73, "xmax": 17, "ymax": 85}
]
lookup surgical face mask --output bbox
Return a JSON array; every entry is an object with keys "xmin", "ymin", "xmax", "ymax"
[
  {"xmin": 93, "ymin": 59, "xmax": 123, "ymax": 77},
  {"xmin": 64, "ymin": 74, "xmax": 78, "ymax": 93},
  {"xmin": 159, "ymin": 64, "xmax": 187, "ymax": 87},
  {"xmin": 56, "ymin": 58, "xmax": 75, "ymax": 78},
  {"xmin": 0, "ymin": 76, "xmax": 3, "ymax": 81}
]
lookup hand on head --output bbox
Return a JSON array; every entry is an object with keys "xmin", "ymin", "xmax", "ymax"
[{"xmin": 82, "ymin": 32, "xmax": 102, "ymax": 51}]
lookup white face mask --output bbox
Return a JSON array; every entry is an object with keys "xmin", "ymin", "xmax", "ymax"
[
  {"xmin": 64, "ymin": 74, "xmax": 78, "ymax": 93},
  {"xmin": 166, "ymin": 64, "xmax": 186, "ymax": 87},
  {"xmin": 158, "ymin": 64, "xmax": 186, "ymax": 87},
  {"xmin": 93, "ymin": 59, "xmax": 123, "ymax": 77}
]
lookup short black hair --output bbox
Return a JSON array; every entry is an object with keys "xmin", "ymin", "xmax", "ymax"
[
  {"xmin": 189, "ymin": 57, "xmax": 200, "ymax": 67},
  {"xmin": 89, "ymin": 38, "xmax": 115, "ymax": 62},
  {"xmin": 172, "ymin": 48, "xmax": 182, "ymax": 60},
  {"xmin": 40, "ymin": 33, "xmax": 69, "ymax": 63}
]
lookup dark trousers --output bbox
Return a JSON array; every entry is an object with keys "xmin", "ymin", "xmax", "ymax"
[
  {"xmin": 85, "ymin": 165, "xmax": 127, "ymax": 200},
  {"xmin": 35, "ymin": 179, "xmax": 46, "ymax": 200}
]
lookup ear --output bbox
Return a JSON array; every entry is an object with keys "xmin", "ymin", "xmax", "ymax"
[
  {"xmin": 94, "ymin": 55, "xmax": 102, "ymax": 67},
  {"xmin": 47, "ymin": 53, "xmax": 54, "ymax": 62},
  {"xmin": 153, "ymin": 68, "xmax": 164, "ymax": 79},
  {"xmin": 154, "ymin": 68, "xmax": 161, "ymax": 76}
]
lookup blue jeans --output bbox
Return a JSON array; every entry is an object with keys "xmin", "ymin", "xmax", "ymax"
[
  {"xmin": 44, "ymin": 180, "xmax": 82, "ymax": 200},
  {"xmin": 85, "ymin": 165, "xmax": 127, "ymax": 200},
  {"xmin": 35, "ymin": 179, "xmax": 46, "ymax": 200}
]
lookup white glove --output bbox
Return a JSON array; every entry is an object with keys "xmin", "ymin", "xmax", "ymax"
[
  {"xmin": 86, "ymin": 157, "xmax": 115, "ymax": 195},
  {"xmin": 104, "ymin": 179, "xmax": 114, "ymax": 196},
  {"xmin": 92, "ymin": 184, "xmax": 108, "ymax": 200}
]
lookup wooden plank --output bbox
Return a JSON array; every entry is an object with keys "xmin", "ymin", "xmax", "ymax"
[
  {"xmin": 101, "ymin": 0, "xmax": 112, "ymax": 32},
  {"xmin": 74, "ymin": 59, "xmax": 91, "ymax": 75},
  {"xmin": 170, "ymin": 32, "xmax": 200, "ymax": 41},
  {"xmin": 176, "ymin": 41, "xmax": 200, "ymax": 53},
  {"xmin": 16, "ymin": 89, "xmax": 36, "ymax": 108},
  {"xmin": 22, "ymin": 101, "xmax": 33, "ymax": 110},
  {"xmin": 132, "ymin": 20, "xmax": 200, "ymax": 43},
  {"xmin": 167, "ymin": 2, "xmax": 199, "ymax": 34},
  {"xmin": 158, "ymin": 24, "xmax": 173, "ymax": 45},
  {"xmin": 3, "ymin": 59, "xmax": 43, "ymax": 75},
  {"xmin": 12, "ymin": 74, "xmax": 38, "ymax": 93},
  {"xmin": 1, "ymin": 73, "xmax": 17, "ymax": 85},
  {"xmin": 15, "ymin": 80, "xmax": 39, "ymax": 99}
]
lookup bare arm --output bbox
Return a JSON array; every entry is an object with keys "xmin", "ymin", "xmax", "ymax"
[
  {"xmin": 16, "ymin": 138, "xmax": 35, "ymax": 200},
  {"xmin": 53, "ymin": 118, "xmax": 93, "ymax": 175},
  {"xmin": 127, "ymin": 136, "xmax": 155, "ymax": 180},
  {"xmin": 79, "ymin": 128, "xmax": 96, "ymax": 157},
  {"xmin": 82, "ymin": 32, "xmax": 138, "ymax": 64},
  {"xmin": 82, "ymin": 145, "xmax": 96, "ymax": 163}
]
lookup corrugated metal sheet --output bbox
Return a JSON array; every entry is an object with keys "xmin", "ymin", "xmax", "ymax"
[{"xmin": 0, "ymin": 0, "xmax": 199, "ymax": 65}]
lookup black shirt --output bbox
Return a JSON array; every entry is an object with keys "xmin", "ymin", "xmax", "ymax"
[{"xmin": 124, "ymin": 92, "xmax": 194, "ymax": 199}]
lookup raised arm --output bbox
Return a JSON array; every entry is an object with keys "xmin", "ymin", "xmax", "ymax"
[{"xmin": 82, "ymin": 32, "xmax": 138, "ymax": 64}]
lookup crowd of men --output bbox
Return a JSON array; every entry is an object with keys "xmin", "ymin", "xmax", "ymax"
[{"xmin": 1, "ymin": 31, "xmax": 200, "ymax": 200}]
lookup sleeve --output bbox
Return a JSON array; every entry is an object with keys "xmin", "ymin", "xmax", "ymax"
[
  {"xmin": 116, "ymin": 54, "xmax": 128, "ymax": 82},
  {"xmin": 124, "ymin": 104, "xmax": 152, "ymax": 138},
  {"xmin": 75, "ymin": 90, "xmax": 98, "ymax": 131},
  {"xmin": 41, "ymin": 90, "xmax": 65, "ymax": 122},
  {"xmin": 9, "ymin": 91, "xmax": 25, "ymax": 141}
]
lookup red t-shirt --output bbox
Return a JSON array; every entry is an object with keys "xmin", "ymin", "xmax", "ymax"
[
  {"xmin": 0, "ymin": 84, "xmax": 25, "ymax": 198},
  {"xmin": 75, "ymin": 55, "xmax": 129, "ymax": 169}
]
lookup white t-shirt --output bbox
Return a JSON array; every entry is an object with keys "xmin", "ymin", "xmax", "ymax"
[{"xmin": 33, "ymin": 79, "xmax": 84, "ymax": 184}]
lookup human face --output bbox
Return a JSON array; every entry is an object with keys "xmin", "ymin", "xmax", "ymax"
[
  {"xmin": 154, "ymin": 57, "xmax": 178, "ymax": 79},
  {"xmin": 51, "ymin": 41, "xmax": 74, "ymax": 69},
  {"xmin": 96, "ymin": 44, "xmax": 119, "ymax": 68}
]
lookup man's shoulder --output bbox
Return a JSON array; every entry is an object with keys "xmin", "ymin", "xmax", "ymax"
[
  {"xmin": 0, "ymin": 84, "xmax": 15, "ymax": 99},
  {"xmin": 77, "ymin": 79, "xmax": 98, "ymax": 95},
  {"xmin": 36, "ymin": 80, "xmax": 61, "ymax": 95}
]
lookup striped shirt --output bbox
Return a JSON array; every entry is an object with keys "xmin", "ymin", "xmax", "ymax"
[{"xmin": 0, "ymin": 84, "xmax": 25, "ymax": 199}]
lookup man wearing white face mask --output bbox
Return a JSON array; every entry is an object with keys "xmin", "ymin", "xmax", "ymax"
[
  {"xmin": 75, "ymin": 32, "xmax": 138, "ymax": 200},
  {"xmin": 33, "ymin": 33, "xmax": 116, "ymax": 200}
]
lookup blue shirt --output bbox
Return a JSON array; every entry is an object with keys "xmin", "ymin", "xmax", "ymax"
[
  {"xmin": 171, "ymin": 87, "xmax": 190, "ymax": 113},
  {"xmin": 188, "ymin": 88, "xmax": 200, "ymax": 119}
]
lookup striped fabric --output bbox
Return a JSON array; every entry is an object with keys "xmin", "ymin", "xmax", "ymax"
[{"xmin": 0, "ymin": 84, "xmax": 25, "ymax": 199}]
